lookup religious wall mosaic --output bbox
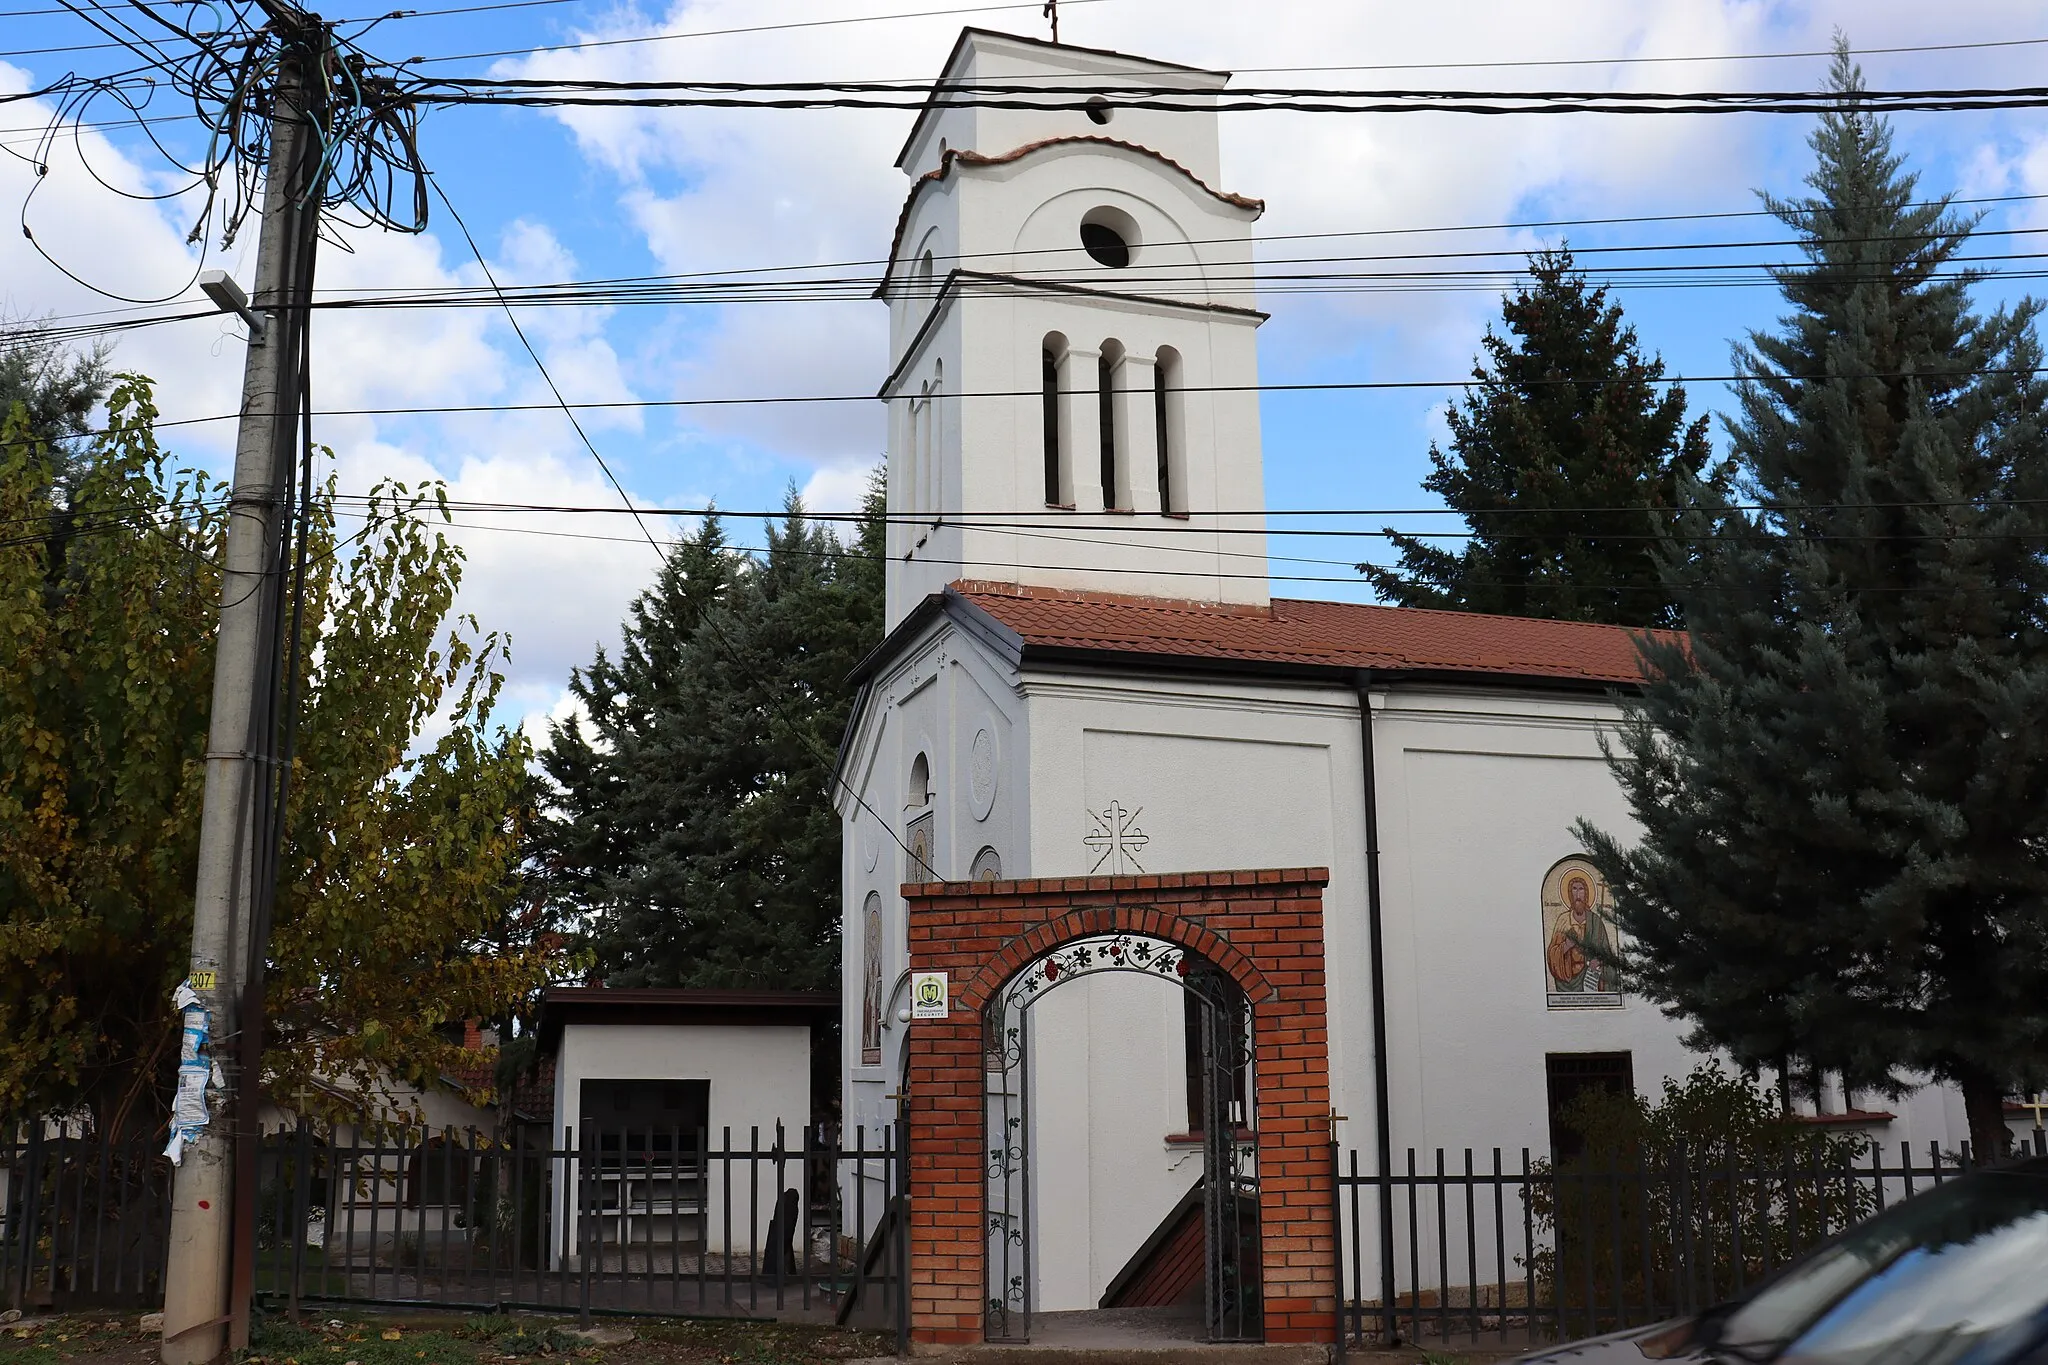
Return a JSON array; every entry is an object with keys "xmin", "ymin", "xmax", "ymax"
[{"xmin": 1542, "ymin": 855, "xmax": 1622, "ymax": 1008}]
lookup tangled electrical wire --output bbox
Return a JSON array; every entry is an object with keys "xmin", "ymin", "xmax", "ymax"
[{"xmin": 13, "ymin": 0, "xmax": 427, "ymax": 302}]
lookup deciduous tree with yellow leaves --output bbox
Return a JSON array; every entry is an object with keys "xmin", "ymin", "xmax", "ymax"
[{"xmin": 0, "ymin": 374, "xmax": 562, "ymax": 1138}]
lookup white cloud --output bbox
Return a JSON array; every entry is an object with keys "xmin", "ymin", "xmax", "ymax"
[
  {"xmin": 0, "ymin": 62, "xmax": 249, "ymax": 464},
  {"xmin": 800, "ymin": 458, "xmax": 880, "ymax": 522}
]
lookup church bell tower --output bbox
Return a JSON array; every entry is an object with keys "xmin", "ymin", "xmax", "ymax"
[{"xmin": 878, "ymin": 29, "xmax": 1271, "ymax": 631}]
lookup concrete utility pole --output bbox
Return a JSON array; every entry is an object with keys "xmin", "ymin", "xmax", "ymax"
[{"xmin": 160, "ymin": 38, "xmax": 318, "ymax": 1365}]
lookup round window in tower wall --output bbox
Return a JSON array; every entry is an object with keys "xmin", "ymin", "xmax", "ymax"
[
  {"xmin": 1080, "ymin": 205, "xmax": 1139, "ymax": 268},
  {"xmin": 1084, "ymin": 96, "xmax": 1113, "ymax": 125},
  {"xmin": 970, "ymin": 728, "xmax": 999, "ymax": 820}
]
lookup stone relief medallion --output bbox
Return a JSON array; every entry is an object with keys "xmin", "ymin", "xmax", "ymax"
[
  {"xmin": 970, "ymin": 728, "xmax": 999, "ymax": 820},
  {"xmin": 860, "ymin": 819, "xmax": 880, "ymax": 874}
]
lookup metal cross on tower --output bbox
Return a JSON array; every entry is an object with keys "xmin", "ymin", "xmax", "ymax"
[{"xmin": 1043, "ymin": 0, "xmax": 1058, "ymax": 42}]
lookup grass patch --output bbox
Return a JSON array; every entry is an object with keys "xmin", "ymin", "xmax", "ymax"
[
  {"xmin": 0, "ymin": 1316, "xmax": 151, "ymax": 1365},
  {"xmin": 242, "ymin": 1317, "xmax": 488, "ymax": 1365},
  {"xmin": 627, "ymin": 1320, "xmax": 885, "ymax": 1364}
]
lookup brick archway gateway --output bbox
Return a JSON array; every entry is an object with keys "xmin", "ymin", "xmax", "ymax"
[{"xmin": 901, "ymin": 869, "xmax": 1336, "ymax": 1346}]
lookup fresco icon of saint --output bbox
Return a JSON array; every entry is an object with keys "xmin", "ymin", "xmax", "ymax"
[{"xmin": 1542, "ymin": 856, "xmax": 1623, "ymax": 1008}]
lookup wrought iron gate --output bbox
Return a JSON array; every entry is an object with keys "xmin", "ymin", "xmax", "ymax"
[{"xmin": 983, "ymin": 933, "xmax": 1260, "ymax": 1343}]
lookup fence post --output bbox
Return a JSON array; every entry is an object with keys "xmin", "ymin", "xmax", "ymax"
[
  {"xmin": 894, "ymin": 1116, "xmax": 910, "ymax": 1359},
  {"xmin": 1520, "ymin": 1149, "xmax": 1539, "ymax": 1343},
  {"xmin": 1329, "ymin": 1141, "xmax": 1345, "ymax": 1361},
  {"xmin": 290, "ymin": 1123, "xmax": 312, "ymax": 1318},
  {"xmin": 578, "ymin": 1120, "xmax": 593, "ymax": 1327},
  {"xmin": 17, "ymin": 1125, "xmax": 44, "ymax": 1311},
  {"xmin": 1379, "ymin": 1149, "xmax": 1398, "ymax": 1346}
]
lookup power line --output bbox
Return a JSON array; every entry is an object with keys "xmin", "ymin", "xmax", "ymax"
[
  {"xmin": 414, "ymin": 77, "xmax": 2048, "ymax": 117},
  {"xmin": 0, "ymin": 0, "xmax": 1113, "ymax": 61},
  {"xmin": 399, "ymin": 26, "xmax": 2048, "ymax": 75},
  {"xmin": 84, "ymin": 362, "xmax": 2048, "ymax": 435},
  {"xmin": 357, "ymin": 492, "xmax": 2048, "ymax": 520},
  {"xmin": 316, "ymin": 505, "xmax": 2048, "ymax": 597},
  {"xmin": 0, "ymin": 0, "xmax": 591, "ymax": 18},
  {"xmin": 26, "ymin": 243, "xmax": 2048, "ymax": 346},
  {"xmin": 15, "ymin": 190, "xmax": 2045, "ymax": 339},
  {"xmin": 29, "ymin": 265, "xmax": 2048, "ymax": 340},
  {"xmin": 316, "ymin": 492, "xmax": 2048, "ymax": 542}
]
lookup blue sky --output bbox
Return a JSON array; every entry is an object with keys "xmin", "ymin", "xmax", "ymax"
[{"xmin": 4, "ymin": 0, "xmax": 2047, "ymax": 733}]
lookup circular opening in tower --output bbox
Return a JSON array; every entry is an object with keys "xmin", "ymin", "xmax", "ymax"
[
  {"xmin": 1080, "ymin": 206, "xmax": 1138, "ymax": 268},
  {"xmin": 1084, "ymin": 96, "xmax": 1113, "ymax": 125}
]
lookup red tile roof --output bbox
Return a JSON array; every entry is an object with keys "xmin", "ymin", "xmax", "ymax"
[
  {"xmin": 439, "ymin": 1055, "xmax": 497, "ymax": 1100},
  {"xmin": 951, "ymin": 582, "xmax": 1667, "ymax": 686},
  {"xmin": 511, "ymin": 1053, "xmax": 556, "ymax": 1126}
]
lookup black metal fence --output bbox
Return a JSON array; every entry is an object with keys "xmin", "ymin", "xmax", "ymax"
[
  {"xmin": 4, "ymin": 1121, "xmax": 908, "ymax": 1345},
  {"xmin": 1, "ymin": 1126, "xmax": 174, "ymax": 1311},
  {"xmin": 1334, "ymin": 1132, "xmax": 2048, "ymax": 1348}
]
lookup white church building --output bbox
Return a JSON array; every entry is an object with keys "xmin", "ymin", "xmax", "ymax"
[{"xmin": 833, "ymin": 26, "xmax": 2004, "ymax": 1327}]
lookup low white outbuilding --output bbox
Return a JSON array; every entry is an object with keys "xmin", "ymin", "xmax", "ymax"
[{"xmin": 536, "ymin": 987, "xmax": 832, "ymax": 1263}]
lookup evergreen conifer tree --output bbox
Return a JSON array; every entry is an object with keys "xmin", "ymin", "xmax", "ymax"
[
  {"xmin": 1578, "ymin": 47, "xmax": 2048, "ymax": 1158},
  {"xmin": 536, "ymin": 474, "xmax": 886, "ymax": 991},
  {"xmin": 1, "ymin": 320, "xmax": 108, "ymax": 463},
  {"xmin": 1363, "ymin": 249, "xmax": 1714, "ymax": 627}
]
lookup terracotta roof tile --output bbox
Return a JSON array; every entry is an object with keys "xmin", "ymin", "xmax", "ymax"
[
  {"xmin": 952, "ymin": 582, "xmax": 1666, "ymax": 686},
  {"xmin": 512, "ymin": 1054, "xmax": 556, "ymax": 1125},
  {"xmin": 440, "ymin": 1057, "xmax": 497, "ymax": 1097}
]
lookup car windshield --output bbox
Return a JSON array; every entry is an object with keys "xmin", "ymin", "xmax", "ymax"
[{"xmin": 1713, "ymin": 1169, "xmax": 2048, "ymax": 1365}]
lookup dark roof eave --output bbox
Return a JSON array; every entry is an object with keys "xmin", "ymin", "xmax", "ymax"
[
  {"xmin": 845, "ymin": 587, "xmax": 1025, "ymax": 687},
  {"xmin": 535, "ymin": 988, "xmax": 839, "ymax": 1056}
]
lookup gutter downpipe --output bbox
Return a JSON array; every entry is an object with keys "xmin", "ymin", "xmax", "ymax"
[{"xmin": 1355, "ymin": 673, "xmax": 1399, "ymax": 1346}]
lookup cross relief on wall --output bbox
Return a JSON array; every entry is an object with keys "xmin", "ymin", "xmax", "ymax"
[{"xmin": 1083, "ymin": 800, "xmax": 1149, "ymax": 875}]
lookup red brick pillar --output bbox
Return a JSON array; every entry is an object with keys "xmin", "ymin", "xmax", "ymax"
[
  {"xmin": 903, "ymin": 1009, "xmax": 984, "ymax": 1343},
  {"xmin": 1247, "ymin": 889, "xmax": 1336, "ymax": 1342},
  {"xmin": 900, "ymin": 870, "xmax": 1335, "ymax": 1347}
]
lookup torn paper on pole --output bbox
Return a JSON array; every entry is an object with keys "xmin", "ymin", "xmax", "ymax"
[{"xmin": 164, "ymin": 983, "xmax": 216, "ymax": 1165}]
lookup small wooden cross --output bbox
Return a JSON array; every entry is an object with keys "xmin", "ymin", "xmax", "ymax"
[{"xmin": 2020, "ymin": 1093, "xmax": 2048, "ymax": 1132}]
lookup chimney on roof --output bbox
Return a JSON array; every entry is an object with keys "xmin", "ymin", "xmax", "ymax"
[{"xmin": 463, "ymin": 1018, "xmax": 482, "ymax": 1051}]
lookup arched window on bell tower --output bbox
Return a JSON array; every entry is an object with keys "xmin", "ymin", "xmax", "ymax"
[
  {"xmin": 1155, "ymin": 345, "xmax": 1184, "ymax": 515},
  {"xmin": 1098, "ymin": 339, "xmax": 1125, "ymax": 511},
  {"xmin": 908, "ymin": 385, "xmax": 927, "ymax": 516},
  {"xmin": 1042, "ymin": 333, "xmax": 1067, "ymax": 507}
]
